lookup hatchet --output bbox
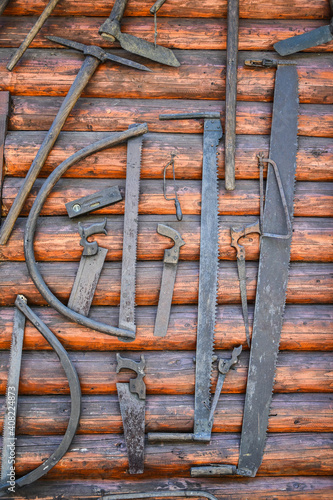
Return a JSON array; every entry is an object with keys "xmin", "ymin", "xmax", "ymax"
[
  {"xmin": 99, "ymin": 0, "xmax": 180, "ymax": 67},
  {"xmin": 0, "ymin": 37, "xmax": 150, "ymax": 245}
]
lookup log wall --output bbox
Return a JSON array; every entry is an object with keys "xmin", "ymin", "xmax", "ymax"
[{"xmin": 0, "ymin": 1, "xmax": 332, "ymax": 499}]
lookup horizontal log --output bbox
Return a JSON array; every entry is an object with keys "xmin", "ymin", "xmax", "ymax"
[
  {"xmin": 0, "ymin": 394, "xmax": 331, "ymax": 435},
  {"xmin": 4, "ymin": 132, "xmax": 333, "ymax": 182},
  {"xmin": 1, "ymin": 18, "xmax": 333, "ymax": 52},
  {"xmin": 0, "ymin": 261, "xmax": 331, "ymax": 306},
  {"xmin": 1, "ymin": 216, "xmax": 331, "ymax": 263},
  {"xmin": 1, "ymin": 304, "xmax": 331, "ymax": 352},
  {"xmin": 0, "ymin": 433, "xmax": 331, "ymax": 478},
  {"xmin": 3, "ymin": 477, "xmax": 333, "ymax": 500},
  {"xmin": 8, "ymin": 98, "xmax": 333, "ymax": 138},
  {"xmin": 2, "ymin": 179, "xmax": 332, "ymax": 218},
  {"xmin": 0, "ymin": 350, "xmax": 331, "ymax": 395},
  {"xmin": 2, "ymin": 0, "xmax": 331, "ymax": 19},
  {"xmin": 0, "ymin": 49, "xmax": 332, "ymax": 104}
]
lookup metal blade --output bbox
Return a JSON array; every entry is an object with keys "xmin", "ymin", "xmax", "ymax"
[
  {"xmin": 238, "ymin": 64, "xmax": 298, "ymax": 477},
  {"xmin": 1, "ymin": 304, "xmax": 26, "ymax": 481},
  {"xmin": 103, "ymin": 51, "xmax": 152, "ymax": 72},
  {"xmin": 118, "ymin": 131, "xmax": 144, "ymax": 334},
  {"xmin": 274, "ymin": 24, "xmax": 333, "ymax": 55},
  {"xmin": 194, "ymin": 118, "xmax": 223, "ymax": 441},
  {"xmin": 47, "ymin": 35, "xmax": 87, "ymax": 53},
  {"xmin": 237, "ymin": 257, "xmax": 251, "ymax": 347},
  {"xmin": 154, "ymin": 263, "xmax": 177, "ymax": 337}
]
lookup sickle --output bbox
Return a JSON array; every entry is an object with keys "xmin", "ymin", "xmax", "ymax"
[
  {"xmin": 0, "ymin": 295, "xmax": 81, "ymax": 495},
  {"xmin": 24, "ymin": 124, "xmax": 147, "ymax": 341}
]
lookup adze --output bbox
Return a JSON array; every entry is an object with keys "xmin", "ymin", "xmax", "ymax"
[
  {"xmin": 0, "ymin": 36, "xmax": 150, "ymax": 246},
  {"xmin": 99, "ymin": 0, "xmax": 180, "ymax": 67}
]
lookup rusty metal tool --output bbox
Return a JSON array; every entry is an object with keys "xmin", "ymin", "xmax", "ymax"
[
  {"xmin": 224, "ymin": 0, "xmax": 239, "ymax": 191},
  {"xmin": 274, "ymin": 0, "xmax": 333, "ymax": 55},
  {"xmin": 67, "ymin": 219, "xmax": 108, "ymax": 316},
  {"xmin": 116, "ymin": 354, "xmax": 146, "ymax": 474},
  {"xmin": 101, "ymin": 490, "xmax": 218, "ymax": 500},
  {"xmin": 66, "ymin": 185, "xmax": 122, "ymax": 218},
  {"xmin": 0, "ymin": 0, "xmax": 10, "ymax": 15},
  {"xmin": 163, "ymin": 154, "xmax": 183, "ymax": 221},
  {"xmin": 0, "ymin": 295, "xmax": 81, "ymax": 496},
  {"xmin": 0, "ymin": 37, "xmax": 150, "ymax": 246},
  {"xmin": 99, "ymin": 0, "xmax": 180, "ymax": 67},
  {"xmin": 7, "ymin": 0, "xmax": 61, "ymax": 71},
  {"xmin": 154, "ymin": 224, "xmax": 185, "ymax": 337},
  {"xmin": 24, "ymin": 125, "xmax": 147, "ymax": 340},
  {"xmin": 150, "ymin": 0, "xmax": 168, "ymax": 48},
  {"xmin": 118, "ymin": 125, "xmax": 147, "ymax": 335},
  {"xmin": 231, "ymin": 221, "xmax": 261, "ymax": 347},
  {"xmin": 149, "ymin": 111, "xmax": 223, "ymax": 443}
]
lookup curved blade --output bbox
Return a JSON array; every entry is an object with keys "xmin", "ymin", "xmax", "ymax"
[{"xmin": 274, "ymin": 24, "xmax": 333, "ymax": 55}]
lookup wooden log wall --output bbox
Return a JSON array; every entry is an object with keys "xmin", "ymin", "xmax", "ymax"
[{"xmin": 0, "ymin": 0, "xmax": 332, "ymax": 498}]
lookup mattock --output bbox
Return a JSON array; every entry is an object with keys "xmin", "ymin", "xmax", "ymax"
[
  {"xmin": 0, "ymin": 36, "xmax": 150, "ymax": 246},
  {"xmin": 116, "ymin": 354, "xmax": 146, "ymax": 474}
]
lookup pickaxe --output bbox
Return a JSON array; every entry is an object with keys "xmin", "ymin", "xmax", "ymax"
[{"xmin": 0, "ymin": 36, "xmax": 150, "ymax": 245}]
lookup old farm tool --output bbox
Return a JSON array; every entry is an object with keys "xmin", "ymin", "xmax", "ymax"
[
  {"xmin": 150, "ymin": 0, "xmax": 168, "ymax": 49},
  {"xmin": 191, "ymin": 60, "xmax": 298, "ymax": 478},
  {"xmin": 0, "ymin": 295, "xmax": 81, "ymax": 496},
  {"xmin": 231, "ymin": 221, "xmax": 261, "ymax": 347},
  {"xmin": 7, "ymin": 0, "xmax": 61, "ymax": 71},
  {"xmin": 118, "ymin": 125, "xmax": 147, "ymax": 335},
  {"xmin": 154, "ymin": 224, "xmax": 185, "ymax": 337},
  {"xmin": 0, "ymin": 37, "xmax": 150, "ymax": 246},
  {"xmin": 101, "ymin": 490, "xmax": 218, "ymax": 500},
  {"xmin": 99, "ymin": 0, "xmax": 180, "ymax": 67},
  {"xmin": 24, "ymin": 125, "xmax": 148, "ymax": 340},
  {"xmin": 66, "ymin": 185, "xmax": 122, "ymax": 218},
  {"xmin": 116, "ymin": 354, "xmax": 146, "ymax": 474},
  {"xmin": 274, "ymin": 0, "xmax": 333, "ymax": 55},
  {"xmin": 224, "ymin": 0, "xmax": 239, "ymax": 191},
  {"xmin": 67, "ymin": 219, "xmax": 108, "ymax": 316},
  {"xmin": 149, "ymin": 111, "xmax": 224, "ymax": 443},
  {"xmin": 163, "ymin": 154, "xmax": 183, "ymax": 221}
]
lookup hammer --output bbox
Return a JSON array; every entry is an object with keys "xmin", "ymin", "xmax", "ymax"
[{"xmin": 0, "ymin": 37, "xmax": 150, "ymax": 245}]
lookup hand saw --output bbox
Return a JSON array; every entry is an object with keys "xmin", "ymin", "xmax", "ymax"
[
  {"xmin": 99, "ymin": 0, "xmax": 180, "ymax": 67},
  {"xmin": 154, "ymin": 224, "xmax": 185, "ymax": 337},
  {"xmin": 190, "ymin": 60, "xmax": 299, "ymax": 478}
]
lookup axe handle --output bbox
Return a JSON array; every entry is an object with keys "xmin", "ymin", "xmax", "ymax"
[
  {"xmin": 109, "ymin": 0, "xmax": 128, "ymax": 23},
  {"xmin": 0, "ymin": 0, "xmax": 10, "ymax": 15},
  {"xmin": 0, "ymin": 55, "xmax": 100, "ymax": 245}
]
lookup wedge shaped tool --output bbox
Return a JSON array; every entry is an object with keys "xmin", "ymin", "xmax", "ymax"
[
  {"xmin": 231, "ymin": 221, "xmax": 261, "ymax": 347},
  {"xmin": 118, "ymin": 125, "xmax": 147, "ymax": 335},
  {"xmin": 154, "ymin": 224, "xmax": 185, "ymax": 337},
  {"xmin": 149, "ymin": 112, "xmax": 222, "ymax": 443},
  {"xmin": 68, "ymin": 219, "xmax": 108, "ymax": 316},
  {"xmin": 274, "ymin": 0, "xmax": 333, "ymax": 55},
  {"xmin": 99, "ymin": 0, "xmax": 180, "ymax": 67},
  {"xmin": 66, "ymin": 185, "xmax": 122, "ymax": 218},
  {"xmin": 0, "ymin": 295, "xmax": 81, "ymax": 496},
  {"xmin": 7, "ymin": 0, "xmax": 61, "ymax": 71},
  {"xmin": 0, "ymin": 37, "xmax": 150, "ymax": 246},
  {"xmin": 116, "ymin": 354, "xmax": 146, "ymax": 474}
]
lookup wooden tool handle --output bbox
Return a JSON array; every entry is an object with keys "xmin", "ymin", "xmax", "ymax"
[{"xmin": 109, "ymin": 0, "xmax": 128, "ymax": 23}]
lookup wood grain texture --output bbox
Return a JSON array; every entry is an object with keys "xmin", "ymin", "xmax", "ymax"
[
  {"xmin": 0, "ymin": 261, "xmax": 331, "ymax": 306},
  {"xmin": 0, "ymin": 216, "xmax": 331, "ymax": 263},
  {"xmin": 2, "ymin": 179, "xmax": 333, "ymax": 218},
  {"xmin": 0, "ymin": 50, "xmax": 331, "ymax": 104},
  {"xmin": 0, "ymin": 394, "xmax": 331, "ymax": 435},
  {"xmin": 1, "ymin": 304, "xmax": 331, "ymax": 351},
  {"xmin": 0, "ymin": 433, "xmax": 331, "ymax": 478}
]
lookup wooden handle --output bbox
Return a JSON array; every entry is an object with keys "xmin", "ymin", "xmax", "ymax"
[{"xmin": 109, "ymin": 0, "xmax": 128, "ymax": 23}]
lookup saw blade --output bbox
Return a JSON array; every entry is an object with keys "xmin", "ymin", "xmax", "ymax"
[
  {"xmin": 1, "ymin": 304, "xmax": 26, "ymax": 482},
  {"xmin": 194, "ymin": 118, "xmax": 223, "ymax": 441},
  {"xmin": 238, "ymin": 64, "xmax": 299, "ymax": 477},
  {"xmin": 118, "ymin": 130, "xmax": 144, "ymax": 335}
]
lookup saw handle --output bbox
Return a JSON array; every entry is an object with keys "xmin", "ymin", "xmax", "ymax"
[
  {"xmin": 230, "ymin": 221, "xmax": 260, "ymax": 260},
  {"xmin": 116, "ymin": 354, "xmax": 146, "ymax": 399},
  {"xmin": 78, "ymin": 218, "xmax": 107, "ymax": 256},
  {"xmin": 157, "ymin": 224, "xmax": 185, "ymax": 264}
]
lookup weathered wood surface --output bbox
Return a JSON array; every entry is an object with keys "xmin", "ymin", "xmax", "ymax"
[
  {"xmin": 8, "ymin": 99, "xmax": 333, "ymax": 138},
  {"xmin": 0, "ymin": 350, "xmax": 332, "ymax": 395},
  {"xmin": 0, "ymin": 91, "xmax": 9, "ymax": 222},
  {"xmin": 3, "ymin": 477, "xmax": 333, "ymax": 500},
  {"xmin": 1, "ymin": 17, "xmax": 333, "ymax": 52},
  {"xmin": 1, "ymin": 304, "xmax": 331, "ymax": 351},
  {"xmin": 2, "ymin": 0, "xmax": 331, "ymax": 19},
  {"xmin": 0, "ymin": 50, "xmax": 331, "ymax": 104},
  {"xmin": 0, "ymin": 433, "xmax": 331, "ymax": 478},
  {"xmin": 0, "ymin": 261, "xmax": 331, "ymax": 306},
  {"xmin": 0, "ymin": 394, "xmax": 331, "ymax": 434},
  {"xmin": 1, "ymin": 216, "xmax": 331, "ymax": 263},
  {"xmin": 2, "ymin": 179, "xmax": 333, "ymax": 218}
]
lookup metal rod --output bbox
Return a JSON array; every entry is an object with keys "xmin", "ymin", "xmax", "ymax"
[{"xmin": 101, "ymin": 491, "xmax": 218, "ymax": 500}]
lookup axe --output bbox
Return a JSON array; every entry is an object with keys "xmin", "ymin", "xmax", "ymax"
[
  {"xmin": 99, "ymin": 0, "xmax": 180, "ymax": 67},
  {"xmin": 0, "ymin": 37, "xmax": 150, "ymax": 245}
]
